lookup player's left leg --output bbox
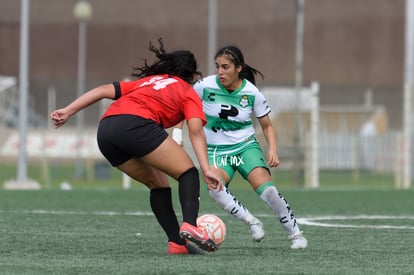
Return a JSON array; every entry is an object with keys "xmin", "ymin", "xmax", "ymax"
[{"xmin": 247, "ymin": 167, "xmax": 308, "ymax": 249}]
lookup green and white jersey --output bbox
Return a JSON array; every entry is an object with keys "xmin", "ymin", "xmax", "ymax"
[{"xmin": 193, "ymin": 75, "xmax": 271, "ymax": 145}]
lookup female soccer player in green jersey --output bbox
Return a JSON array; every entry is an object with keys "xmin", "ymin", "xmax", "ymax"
[{"xmin": 174, "ymin": 45, "xmax": 307, "ymax": 249}]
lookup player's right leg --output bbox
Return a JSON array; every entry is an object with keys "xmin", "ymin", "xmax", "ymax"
[
  {"xmin": 138, "ymin": 137, "xmax": 218, "ymax": 252},
  {"xmin": 208, "ymin": 184, "xmax": 265, "ymax": 242},
  {"xmin": 175, "ymin": 166, "xmax": 218, "ymax": 252},
  {"xmin": 117, "ymin": 157, "xmax": 217, "ymax": 252},
  {"xmin": 208, "ymin": 167, "xmax": 265, "ymax": 242}
]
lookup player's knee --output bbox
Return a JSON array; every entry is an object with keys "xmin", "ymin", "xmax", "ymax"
[{"xmin": 178, "ymin": 167, "xmax": 199, "ymax": 182}]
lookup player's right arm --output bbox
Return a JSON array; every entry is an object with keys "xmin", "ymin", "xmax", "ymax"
[
  {"xmin": 50, "ymin": 84, "xmax": 115, "ymax": 128},
  {"xmin": 186, "ymin": 117, "xmax": 222, "ymax": 191}
]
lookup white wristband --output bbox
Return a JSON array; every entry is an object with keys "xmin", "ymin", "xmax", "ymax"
[{"xmin": 172, "ymin": 128, "xmax": 183, "ymax": 145}]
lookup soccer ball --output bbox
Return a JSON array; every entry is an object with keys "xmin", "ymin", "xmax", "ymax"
[{"xmin": 197, "ymin": 214, "xmax": 226, "ymax": 246}]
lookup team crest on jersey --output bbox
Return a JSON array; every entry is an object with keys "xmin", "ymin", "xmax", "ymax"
[{"xmin": 239, "ymin": 95, "xmax": 249, "ymax": 107}]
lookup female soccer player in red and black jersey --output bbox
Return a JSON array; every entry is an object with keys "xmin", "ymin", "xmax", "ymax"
[{"xmin": 50, "ymin": 39, "xmax": 220, "ymax": 255}]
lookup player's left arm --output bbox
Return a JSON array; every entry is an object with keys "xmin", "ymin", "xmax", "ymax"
[{"xmin": 258, "ymin": 115, "xmax": 280, "ymax": 167}]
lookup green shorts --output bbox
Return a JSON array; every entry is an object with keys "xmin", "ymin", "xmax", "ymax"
[{"xmin": 207, "ymin": 138, "xmax": 269, "ymax": 181}]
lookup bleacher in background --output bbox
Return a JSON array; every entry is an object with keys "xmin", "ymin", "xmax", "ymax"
[
  {"xmin": 256, "ymin": 86, "xmax": 408, "ymax": 179},
  {"xmin": 0, "ymin": 75, "xmax": 47, "ymax": 129},
  {"xmin": 0, "ymin": 78, "xmax": 411, "ymax": 186}
]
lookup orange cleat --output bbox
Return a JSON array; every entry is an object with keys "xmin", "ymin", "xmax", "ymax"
[
  {"xmin": 179, "ymin": 222, "xmax": 217, "ymax": 252},
  {"xmin": 167, "ymin": 241, "xmax": 204, "ymax": 255}
]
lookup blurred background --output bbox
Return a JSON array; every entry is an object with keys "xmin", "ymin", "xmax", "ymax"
[{"xmin": 0, "ymin": 0, "xmax": 412, "ymax": 189}]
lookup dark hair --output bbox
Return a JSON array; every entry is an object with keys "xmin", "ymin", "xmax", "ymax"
[
  {"xmin": 131, "ymin": 38, "xmax": 202, "ymax": 84},
  {"xmin": 215, "ymin": 45, "xmax": 264, "ymax": 85}
]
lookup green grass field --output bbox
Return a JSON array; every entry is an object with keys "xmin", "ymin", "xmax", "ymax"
[{"xmin": 1, "ymin": 177, "xmax": 413, "ymax": 274}]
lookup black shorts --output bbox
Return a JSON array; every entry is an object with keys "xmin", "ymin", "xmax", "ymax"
[{"xmin": 97, "ymin": 115, "xmax": 168, "ymax": 166}]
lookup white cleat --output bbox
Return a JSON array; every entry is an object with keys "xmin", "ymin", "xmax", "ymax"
[
  {"xmin": 289, "ymin": 231, "xmax": 308, "ymax": 249},
  {"xmin": 249, "ymin": 218, "xmax": 265, "ymax": 242}
]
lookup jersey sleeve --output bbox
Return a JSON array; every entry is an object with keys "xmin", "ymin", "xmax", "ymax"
[
  {"xmin": 192, "ymin": 79, "xmax": 204, "ymax": 99},
  {"xmin": 112, "ymin": 81, "xmax": 122, "ymax": 99},
  {"xmin": 113, "ymin": 80, "xmax": 139, "ymax": 99},
  {"xmin": 254, "ymin": 91, "xmax": 271, "ymax": 118}
]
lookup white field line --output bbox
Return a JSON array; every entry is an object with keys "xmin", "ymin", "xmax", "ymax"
[
  {"xmin": 0, "ymin": 209, "xmax": 154, "ymax": 216},
  {"xmin": 1, "ymin": 210, "xmax": 414, "ymax": 230},
  {"xmin": 297, "ymin": 215, "xmax": 414, "ymax": 230}
]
